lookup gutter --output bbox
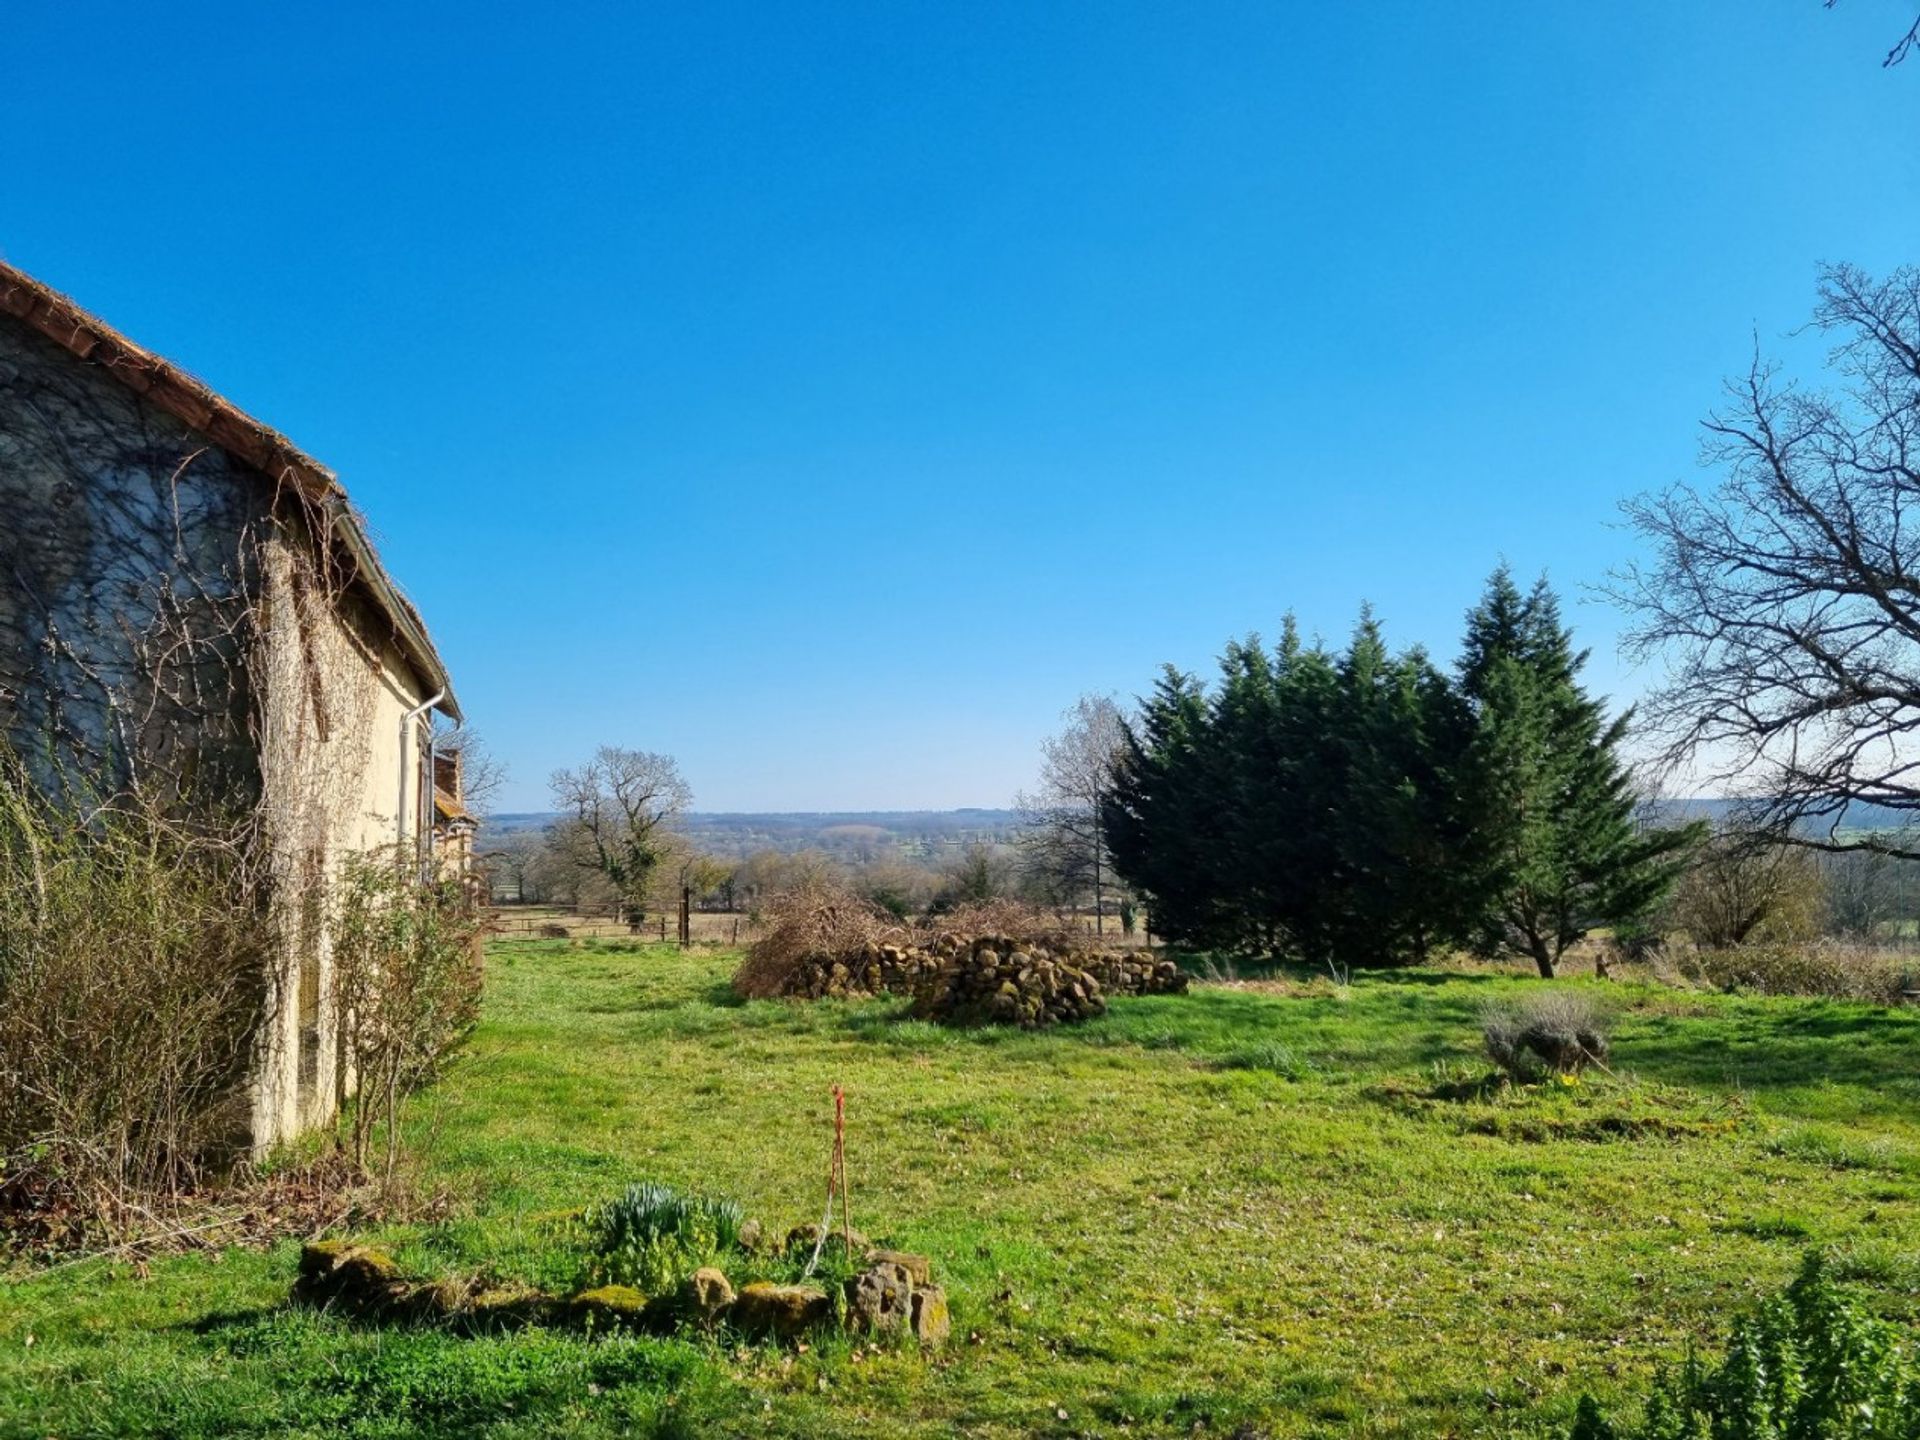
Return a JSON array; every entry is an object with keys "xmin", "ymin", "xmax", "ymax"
[{"xmin": 329, "ymin": 495, "xmax": 463, "ymax": 725}]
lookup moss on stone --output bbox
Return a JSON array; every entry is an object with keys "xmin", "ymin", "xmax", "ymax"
[
  {"xmin": 565, "ymin": 1284, "xmax": 650, "ymax": 1330},
  {"xmin": 733, "ymin": 1282, "xmax": 833, "ymax": 1340}
]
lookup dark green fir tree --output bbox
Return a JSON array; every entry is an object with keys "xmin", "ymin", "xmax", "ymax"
[{"xmin": 1460, "ymin": 568, "xmax": 1699, "ymax": 977}]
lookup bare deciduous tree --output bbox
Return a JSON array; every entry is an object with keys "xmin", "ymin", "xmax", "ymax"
[
  {"xmin": 1016, "ymin": 694, "xmax": 1128, "ymax": 934},
  {"xmin": 548, "ymin": 747, "xmax": 691, "ymax": 927},
  {"xmin": 1825, "ymin": 1, "xmax": 1920, "ymax": 67},
  {"xmin": 1618, "ymin": 264, "xmax": 1920, "ymax": 856},
  {"xmin": 1665, "ymin": 824, "xmax": 1826, "ymax": 948},
  {"xmin": 433, "ymin": 724, "xmax": 507, "ymax": 817}
]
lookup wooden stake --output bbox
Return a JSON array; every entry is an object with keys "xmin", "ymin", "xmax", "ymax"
[{"xmin": 833, "ymin": 1084, "xmax": 852, "ymax": 1256}]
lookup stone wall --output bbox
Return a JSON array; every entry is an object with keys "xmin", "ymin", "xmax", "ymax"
[
  {"xmin": 0, "ymin": 313, "xmax": 269, "ymax": 807},
  {"xmin": 758, "ymin": 930, "xmax": 1188, "ymax": 1028},
  {"xmin": 0, "ymin": 309, "xmax": 449, "ymax": 1155}
]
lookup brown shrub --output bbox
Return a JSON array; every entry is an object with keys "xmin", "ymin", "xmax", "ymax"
[
  {"xmin": 733, "ymin": 881, "xmax": 908, "ymax": 999},
  {"xmin": 919, "ymin": 899, "xmax": 1077, "ymax": 952},
  {"xmin": 0, "ymin": 763, "xmax": 269, "ymax": 1236},
  {"xmin": 331, "ymin": 848, "xmax": 486, "ymax": 1183},
  {"xmin": 1686, "ymin": 942, "xmax": 1915, "ymax": 1004}
]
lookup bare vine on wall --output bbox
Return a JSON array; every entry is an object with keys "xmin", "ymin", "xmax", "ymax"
[{"xmin": 0, "ymin": 312, "xmax": 454, "ymax": 1224}]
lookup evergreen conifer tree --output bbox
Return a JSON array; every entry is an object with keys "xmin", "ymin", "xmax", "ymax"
[
  {"xmin": 1103, "ymin": 667, "xmax": 1232, "ymax": 949},
  {"xmin": 1459, "ymin": 569, "xmax": 1698, "ymax": 977}
]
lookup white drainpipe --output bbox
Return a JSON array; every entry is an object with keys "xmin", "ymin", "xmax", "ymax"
[{"xmin": 397, "ymin": 690, "xmax": 446, "ymax": 859}]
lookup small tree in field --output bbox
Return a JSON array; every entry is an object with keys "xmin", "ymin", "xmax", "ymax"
[
  {"xmin": 1666, "ymin": 825, "xmax": 1826, "ymax": 948},
  {"xmin": 548, "ymin": 747, "xmax": 691, "ymax": 928},
  {"xmin": 938, "ymin": 842, "xmax": 1014, "ymax": 909}
]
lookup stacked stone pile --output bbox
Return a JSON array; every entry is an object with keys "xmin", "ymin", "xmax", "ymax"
[
  {"xmin": 774, "ymin": 941, "xmax": 943, "ymax": 999},
  {"xmin": 763, "ymin": 933, "xmax": 1187, "ymax": 1015},
  {"xmin": 1083, "ymin": 951, "xmax": 1189, "ymax": 997},
  {"xmin": 910, "ymin": 937, "xmax": 1109, "ymax": 1029}
]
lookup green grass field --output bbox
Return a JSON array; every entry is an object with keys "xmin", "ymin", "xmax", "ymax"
[{"xmin": 4, "ymin": 941, "xmax": 1919, "ymax": 1439}]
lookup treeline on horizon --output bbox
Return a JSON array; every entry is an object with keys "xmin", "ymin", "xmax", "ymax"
[{"xmin": 1101, "ymin": 569, "xmax": 1701, "ymax": 977}]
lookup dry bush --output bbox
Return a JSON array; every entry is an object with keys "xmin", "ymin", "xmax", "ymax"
[
  {"xmin": 1482, "ymin": 989, "xmax": 1611, "ymax": 1081},
  {"xmin": 332, "ymin": 848, "xmax": 485, "ymax": 1183},
  {"xmin": 0, "ymin": 758, "xmax": 268, "ymax": 1237},
  {"xmin": 920, "ymin": 899, "xmax": 1078, "ymax": 951},
  {"xmin": 733, "ymin": 879, "xmax": 908, "ymax": 999},
  {"xmin": 1666, "ymin": 831, "xmax": 1826, "ymax": 948},
  {"xmin": 1686, "ymin": 942, "xmax": 1915, "ymax": 1004}
]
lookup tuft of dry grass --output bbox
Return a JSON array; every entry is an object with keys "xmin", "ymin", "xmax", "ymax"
[{"xmin": 1482, "ymin": 988, "xmax": 1611, "ymax": 1080}]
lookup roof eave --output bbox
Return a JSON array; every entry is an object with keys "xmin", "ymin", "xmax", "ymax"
[{"xmin": 0, "ymin": 260, "xmax": 461, "ymax": 725}]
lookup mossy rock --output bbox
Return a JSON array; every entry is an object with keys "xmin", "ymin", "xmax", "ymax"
[
  {"xmin": 297, "ymin": 1239, "xmax": 402, "ymax": 1285},
  {"xmin": 733, "ymin": 1282, "xmax": 833, "ymax": 1340},
  {"xmin": 909, "ymin": 1285, "xmax": 951, "ymax": 1345},
  {"xmin": 844, "ymin": 1263, "xmax": 912, "ymax": 1336},
  {"xmin": 680, "ymin": 1267, "xmax": 737, "ymax": 1329},
  {"xmin": 864, "ymin": 1249, "xmax": 932, "ymax": 1286},
  {"xmin": 462, "ymin": 1286, "xmax": 555, "ymax": 1328},
  {"xmin": 566, "ymin": 1284, "xmax": 651, "ymax": 1330},
  {"xmin": 292, "ymin": 1241, "xmax": 412, "ymax": 1311}
]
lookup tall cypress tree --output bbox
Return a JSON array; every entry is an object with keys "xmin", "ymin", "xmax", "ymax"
[
  {"xmin": 1459, "ymin": 569, "xmax": 1698, "ymax": 977},
  {"xmin": 1107, "ymin": 614, "xmax": 1490, "ymax": 965},
  {"xmin": 1103, "ymin": 667, "xmax": 1234, "ymax": 949},
  {"xmin": 1321, "ymin": 612, "xmax": 1488, "ymax": 966}
]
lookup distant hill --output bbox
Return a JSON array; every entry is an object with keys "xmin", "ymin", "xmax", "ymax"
[
  {"xmin": 482, "ymin": 798, "xmax": 1920, "ymax": 859},
  {"xmin": 483, "ymin": 808, "xmax": 1026, "ymax": 858},
  {"xmin": 1652, "ymin": 797, "xmax": 1920, "ymax": 836}
]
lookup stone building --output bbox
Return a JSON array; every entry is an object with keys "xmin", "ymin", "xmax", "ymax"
[{"xmin": 0, "ymin": 259, "xmax": 467, "ymax": 1152}]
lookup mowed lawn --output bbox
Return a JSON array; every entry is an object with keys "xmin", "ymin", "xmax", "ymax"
[{"xmin": 5, "ymin": 941, "xmax": 1920, "ymax": 1439}]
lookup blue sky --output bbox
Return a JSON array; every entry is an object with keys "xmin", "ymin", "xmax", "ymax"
[{"xmin": 5, "ymin": 3, "xmax": 1916, "ymax": 811}]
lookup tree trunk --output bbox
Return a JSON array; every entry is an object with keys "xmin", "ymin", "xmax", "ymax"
[
  {"xmin": 1529, "ymin": 934, "xmax": 1558, "ymax": 979},
  {"xmin": 384, "ymin": 1058, "xmax": 401, "ymax": 1186},
  {"xmin": 1093, "ymin": 845, "xmax": 1104, "ymax": 937}
]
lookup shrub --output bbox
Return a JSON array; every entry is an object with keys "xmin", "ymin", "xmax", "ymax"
[
  {"xmin": 1569, "ymin": 1252, "xmax": 1920, "ymax": 1438},
  {"xmin": 331, "ymin": 848, "xmax": 485, "ymax": 1181},
  {"xmin": 1689, "ymin": 942, "xmax": 1913, "ymax": 1005},
  {"xmin": 732, "ymin": 880, "xmax": 907, "ymax": 999},
  {"xmin": 924, "ymin": 898, "xmax": 1078, "ymax": 951},
  {"xmin": 0, "ymin": 759, "xmax": 269, "ymax": 1234},
  {"xmin": 1666, "ymin": 830, "xmax": 1826, "ymax": 948},
  {"xmin": 583, "ymin": 1180, "xmax": 746, "ymax": 1292},
  {"xmin": 1482, "ymin": 989, "xmax": 1610, "ymax": 1081}
]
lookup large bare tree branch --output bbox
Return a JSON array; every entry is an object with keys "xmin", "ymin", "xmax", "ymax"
[
  {"xmin": 1825, "ymin": 2, "xmax": 1920, "ymax": 66},
  {"xmin": 1615, "ymin": 264, "xmax": 1920, "ymax": 858}
]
